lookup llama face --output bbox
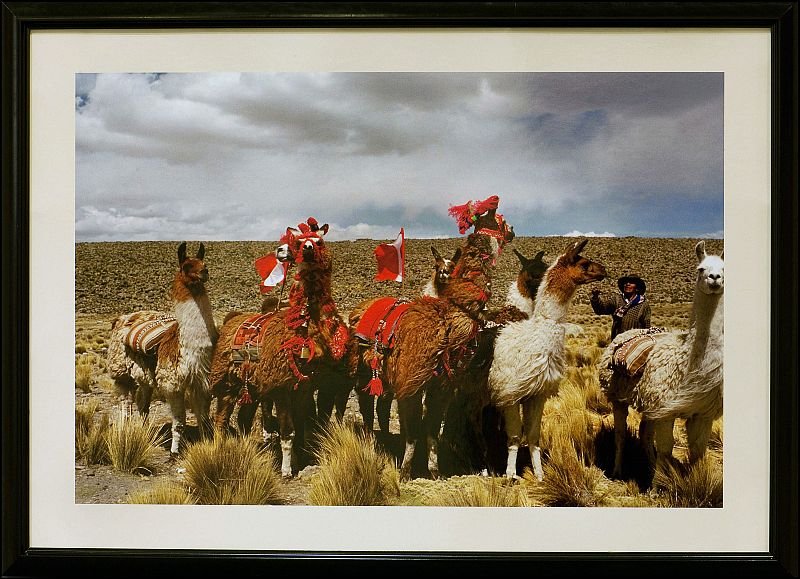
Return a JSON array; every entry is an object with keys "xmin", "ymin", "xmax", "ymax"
[
  {"xmin": 177, "ymin": 242, "xmax": 209, "ymax": 289},
  {"xmin": 431, "ymin": 246, "xmax": 461, "ymax": 287},
  {"xmin": 562, "ymin": 239, "xmax": 607, "ymax": 285},
  {"xmin": 695, "ymin": 241, "xmax": 724, "ymax": 295}
]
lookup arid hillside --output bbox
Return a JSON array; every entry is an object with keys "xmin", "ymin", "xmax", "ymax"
[{"xmin": 76, "ymin": 237, "xmax": 723, "ymax": 316}]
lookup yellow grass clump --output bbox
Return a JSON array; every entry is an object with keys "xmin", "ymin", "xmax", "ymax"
[
  {"xmin": 525, "ymin": 444, "xmax": 610, "ymax": 507},
  {"xmin": 308, "ymin": 421, "xmax": 400, "ymax": 506},
  {"xmin": 128, "ymin": 482, "xmax": 196, "ymax": 504},
  {"xmin": 419, "ymin": 476, "xmax": 535, "ymax": 507},
  {"xmin": 75, "ymin": 354, "xmax": 97, "ymax": 392},
  {"xmin": 75, "ymin": 400, "xmax": 110, "ymax": 465},
  {"xmin": 182, "ymin": 435, "xmax": 285, "ymax": 505},
  {"xmin": 652, "ymin": 455, "xmax": 723, "ymax": 508},
  {"xmin": 105, "ymin": 405, "xmax": 166, "ymax": 473}
]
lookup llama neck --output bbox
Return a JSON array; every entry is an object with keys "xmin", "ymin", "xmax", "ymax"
[
  {"xmin": 533, "ymin": 267, "xmax": 576, "ymax": 322},
  {"xmin": 421, "ymin": 279, "xmax": 438, "ymax": 298},
  {"xmin": 686, "ymin": 290, "xmax": 724, "ymax": 370},
  {"xmin": 297, "ymin": 263, "xmax": 334, "ymax": 319},
  {"xmin": 172, "ymin": 284, "xmax": 217, "ymax": 348},
  {"xmin": 505, "ymin": 280, "xmax": 534, "ymax": 317}
]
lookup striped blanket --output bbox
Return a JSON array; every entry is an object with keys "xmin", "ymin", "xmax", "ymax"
[
  {"xmin": 122, "ymin": 315, "xmax": 177, "ymax": 355},
  {"xmin": 610, "ymin": 327, "xmax": 669, "ymax": 377}
]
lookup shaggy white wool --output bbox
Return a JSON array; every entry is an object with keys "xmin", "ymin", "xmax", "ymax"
[
  {"xmin": 420, "ymin": 279, "xmax": 437, "ymax": 298},
  {"xmin": 488, "ymin": 316, "xmax": 567, "ymax": 407},
  {"xmin": 160, "ymin": 296, "xmax": 217, "ymax": 396}
]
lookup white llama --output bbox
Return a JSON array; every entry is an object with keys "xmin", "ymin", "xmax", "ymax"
[
  {"xmin": 107, "ymin": 242, "xmax": 218, "ymax": 457},
  {"xmin": 488, "ymin": 239, "xmax": 607, "ymax": 481},
  {"xmin": 599, "ymin": 240, "xmax": 724, "ymax": 476}
]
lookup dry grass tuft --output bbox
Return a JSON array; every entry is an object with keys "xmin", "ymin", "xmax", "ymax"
[
  {"xmin": 542, "ymin": 382, "xmax": 597, "ymax": 464},
  {"xmin": 75, "ymin": 354, "xmax": 97, "ymax": 392},
  {"xmin": 653, "ymin": 455, "xmax": 723, "ymax": 508},
  {"xmin": 182, "ymin": 435, "xmax": 285, "ymax": 505},
  {"xmin": 128, "ymin": 482, "xmax": 196, "ymax": 504},
  {"xmin": 76, "ymin": 400, "xmax": 110, "ymax": 465},
  {"xmin": 525, "ymin": 444, "xmax": 610, "ymax": 507},
  {"xmin": 567, "ymin": 366, "xmax": 611, "ymax": 415},
  {"xmin": 308, "ymin": 421, "xmax": 400, "ymax": 506},
  {"xmin": 105, "ymin": 405, "xmax": 166, "ymax": 473},
  {"xmin": 419, "ymin": 476, "xmax": 535, "ymax": 507},
  {"xmin": 708, "ymin": 419, "xmax": 724, "ymax": 453}
]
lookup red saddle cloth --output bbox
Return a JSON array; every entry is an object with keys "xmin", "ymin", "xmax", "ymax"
[
  {"xmin": 231, "ymin": 313, "xmax": 275, "ymax": 360},
  {"xmin": 123, "ymin": 315, "xmax": 177, "ymax": 355},
  {"xmin": 355, "ymin": 297, "xmax": 411, "ymax": 349}
]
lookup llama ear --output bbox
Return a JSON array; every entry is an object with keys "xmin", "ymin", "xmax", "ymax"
[
  {"xmin": 319, "ymin": 223, "xmax": 329, "ymax": 236},
  {"xmin": 178, "ymin": 242, "xmax": 187, "ymax": 264},
  {"xmin": 451, "ymin": 247, "xmax": 462, "ymax": 264},
  {"xmin": 533, "ymin": 250, "xmax": 546, "ymax": 263},
  {"xmin": 720, "ymin": 249, "xmax": 724, "ymax": 260},
  {"xmin": 568, "ymin": 239, "xmax": 588, "ymax": 262},
  {"xmin": 513, "ymin": 248, "xmax": 529, "ymax": 266},
  {"xmin": 196, "ymin": 243, "xmax": 205, "ymax": 261},
  {"xmin": 431, "ymin": 246, "xmax": 443, "ymax": 261},
  {"xmin": 695, "ymin": 240, "xmax": 707, "ymax": 263}
]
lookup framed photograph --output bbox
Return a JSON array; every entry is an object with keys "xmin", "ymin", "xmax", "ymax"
[{"xmin": 3, "ymin": 2, "xmax": 797, "ymax": 575}]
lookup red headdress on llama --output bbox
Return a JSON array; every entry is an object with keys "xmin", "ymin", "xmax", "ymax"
[
  {"xmin": 281, "ymin": 217, "xmax": 330, "ymax": 263},
  {"xmin": 448, "ymin": 195, "xmax": 513, "ymax": 252}
]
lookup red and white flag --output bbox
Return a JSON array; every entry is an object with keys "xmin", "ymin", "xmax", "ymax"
[
  {"xmin": 255, "ymin": 253, "xmax": 288, "ymax": 294},
  {"xmin": 374, "ymin": 228, "xmax": 405, "ymax": 283}
]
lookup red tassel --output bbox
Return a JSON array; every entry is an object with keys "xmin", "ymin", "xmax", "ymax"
[
  {"xmin": 238, "ymin": 385, "xmax": 253, "ymax": 405},
  {"xmin": 363, "ymin": 356, "xmax": 383, "ymax": 396},
  {"xmin": 364, "ymin": 377, "xmax": 383, "ymax": 396}
]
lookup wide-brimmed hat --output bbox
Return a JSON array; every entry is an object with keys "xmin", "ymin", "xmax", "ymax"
[{"xmin": 618, "ymin": 275, "xmax": 646, "ymax": 294}]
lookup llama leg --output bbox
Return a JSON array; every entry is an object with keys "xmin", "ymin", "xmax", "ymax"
[
  {"xmin": 135, "ymin": 383, "xmax": 154, "ymax": 417},
  {"xmin": 612, "ymin": 401, "xmax": 629, "ymax": 478},
  {"xmin": 236, "ymin": 401, "xmax": 258, "ymax": 437},
  {"xmin": 167, "ymin": 393, "xmax": 186, "ymax": 457},
  {"xmin": 193, "ymin": 390, "xmax": 213, "ymax": 442},
  {"xmin": 424, "ymin": 386, "xmax": 451, "ymax": 479},
  {"xmin": 272, "ymin": 388, "xmax": 295, "ymax": 478},
  {"xmin": 522, "ymin": 395, "xmax": 547, "ymax": 482},
  {"xmin": 503, "ymin": 404, "xmax": 523, "ymax": 479},
  {"xmin": 685, "ymin": 416, "xmax": 713, "ymax": 463},
  {"xmin": 653, "ymin": 419, "xmax": 675, "ymax": 462},
  {"xmin": 262, "ymin": 399, "xmax": 279, "ymax": 443},
  {"xmin": 398, "ymin": 391, "xmax": 424, "ymax": 481},
  {"xmin": 357, "ymin": 391, "xmax": 375, "ymax": 434},
  {"xmin": 316, "ymin": 385, "xmax": 337, "ymax": 426},
  {"xmin": 212, "ymin": 377, "xmax": 238, "ymax": 434},
  {"xmin": 291, "ymin": 384, "xmax": 315, "ymax": 470},
  {"xmin": 639, "ymin": 419, "xmax": 656, "ymax": 471},
  {"xmin": 377, "ymin": 393, "xmax": 393, "ymax": 437}
]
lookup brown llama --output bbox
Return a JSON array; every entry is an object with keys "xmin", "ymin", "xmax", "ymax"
[
  {"xmin": 316, "ymin": 244, "xmax": 463, "ymax": 439},
  {"xmin": 107, "ymin": 242, "xmax": 218, "ymax": 456},
  {"xmin": 488, "ymin": 239, "xmax": 607, "ymax": 480},
  {"xmin": 209, "ymin": 218, "xmax": 350, "ymax": 477},
  {"xmin": 349, "ymin": 197, "xmax": 515, "ymax": 480}
]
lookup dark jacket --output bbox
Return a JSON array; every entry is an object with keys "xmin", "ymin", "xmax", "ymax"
[{"xmin": 591, "ymin": 292, "xmax": 651, "ymax": 339}]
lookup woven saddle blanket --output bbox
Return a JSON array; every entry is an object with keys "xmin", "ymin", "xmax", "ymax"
[
  {"xmin": 230, "ymin": 313, "xmax": 275, "ymax": 363},
  {"xmin": 355, "ymin": 297, "xmax": 412, "ymax": 349},
  {"xmin": 611, "ymin": 327, "xmax": 669, "ymax": 377},
  {"xmin": 123, "ymin": 315, "xmax": 177, "ymax": 355}
]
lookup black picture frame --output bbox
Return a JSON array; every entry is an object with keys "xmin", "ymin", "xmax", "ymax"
[{"xmin": 2, "ymin": 2, "xmax": 797, "ymax": 576}]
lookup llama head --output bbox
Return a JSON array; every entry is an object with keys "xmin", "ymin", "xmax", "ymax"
[
  {"xmin": 695, "ymin": 241, "xmax": 724, "ymax": 295},
  {"xmin": 448, "ymin": 195, "xmax": 515, "ymax": 258},
  {"xmin": 553, "ymin": 239, "xmax": 607, "ymax": 286},
  {"xmin": 430, "ymin": 246, "xmax": 461, "ymax": 288},
  {"xmin": 513, "ymin": 248, "xmax": 549, "ymax": 300},
  {"xmin": 177, "ymin": 241, "xmax": 209, "ymax": 292},
  {"xmin": 282, "ymin": 217, "xmax": 332, "ymax": 270}
]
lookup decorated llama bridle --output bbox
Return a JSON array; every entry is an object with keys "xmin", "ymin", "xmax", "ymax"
[{"xmin": 448, "ymin": 195, "xmax": 512, "ymax": 263}]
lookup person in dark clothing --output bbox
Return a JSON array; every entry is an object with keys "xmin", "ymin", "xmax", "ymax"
[{"xmin": 590, "ymin": 275, "xmax": 651, "ymax": 339}]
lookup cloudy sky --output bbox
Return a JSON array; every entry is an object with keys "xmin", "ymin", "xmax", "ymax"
[{"xmin": 75, "ymin": 72, "xmax": 723, "ymax": 242}]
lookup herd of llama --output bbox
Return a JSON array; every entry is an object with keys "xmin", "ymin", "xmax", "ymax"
[{"xmin": 102, "ymin": 197, "xmax": 724, "ymax": 494}]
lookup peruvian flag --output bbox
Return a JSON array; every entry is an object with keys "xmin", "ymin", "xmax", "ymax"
[
  {"xmin": 374, "ymin": 228, "xmax": 405, "ymax": 283},
  {"xmin": 255, "ymin": 253, "xmax": 288, "ymax": 294}
]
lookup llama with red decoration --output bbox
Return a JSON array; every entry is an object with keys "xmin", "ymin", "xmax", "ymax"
[{"xmin": 209, "ymin": 218, "xmax": 350, "ymax": 477}]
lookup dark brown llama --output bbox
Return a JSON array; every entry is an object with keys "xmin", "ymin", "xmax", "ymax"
[{"xmin": 209, "ymin": 219, "xmax": 350, "ymax": 477}]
